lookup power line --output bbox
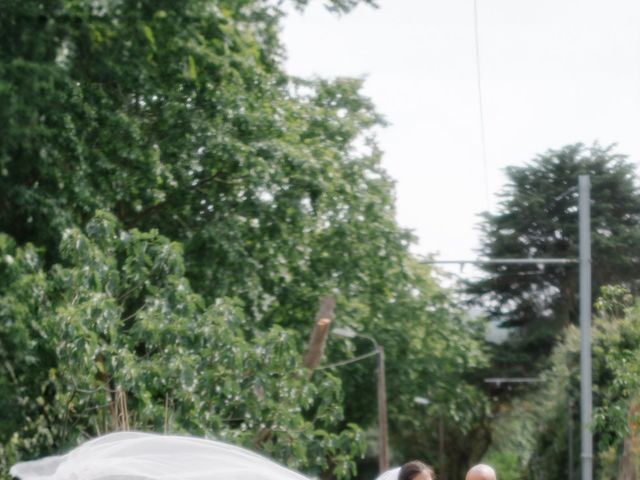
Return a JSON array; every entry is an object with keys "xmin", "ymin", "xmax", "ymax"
[
  {"xmin": 473, "ymin": 0, "xmax": 490, "ymax": 210},
  {"xmin": 484, "ymin": 377, "xmax": 544, "ymax": 386},
  {"xmin": 421, "ymin": 258, "xmax": 577, "ymax": 265}
]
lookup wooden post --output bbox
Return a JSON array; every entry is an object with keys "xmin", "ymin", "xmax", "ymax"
[
  {"xmin": 377, "ymin": 346, "xmax": 390, "ymax": 473},
  {"xmin": 112, "ymin": 386, "xmax": 129, "ymax": 431},
  {"xmin": 438, "ymin": 414, "xmax": 446, "ymax": 480},
  {"xmin": 618, "ymin": 400, "xmax": 639, "ymax": 480},
  {"xmin": 303, "ymin": 296, "xmax": 335, "ymax": 371}
]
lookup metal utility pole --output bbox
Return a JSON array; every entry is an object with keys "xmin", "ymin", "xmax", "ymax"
[
  {"xmin": 579, "ymin": 175, "xmax": 592, "ymax": 480},
  {"xmin": 421, "ymin": 175, "xmax": 593, "ymax": 480}
]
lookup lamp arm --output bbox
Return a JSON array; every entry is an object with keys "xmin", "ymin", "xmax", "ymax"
[{"xmin": 316, "ymin": 349, "xmax": 379, "ymax": 370}]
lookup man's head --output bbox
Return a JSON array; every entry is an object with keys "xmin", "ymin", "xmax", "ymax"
[
  {"xmin": 465, "ymin": 464, "xmax": 496, "ymax": 480},
  {"xmin": 399, "ymin": 460, "xmax": 435, "ymax": 480}
]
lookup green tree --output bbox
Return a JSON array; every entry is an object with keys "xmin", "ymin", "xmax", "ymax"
[
  {"xmin": 468, "ymin": 144, "xmax": 640, "ymax": 373},
  {"xmin": 0, "ymin": 213, "xmax": 365, "ymax": 478},
  {"xmin": 0, "ymin": 0, "xmax": 490, "ymax": 477},
  {"xmin": 0, "ymin": 0, "xmax": 390, "ymax": 324}
]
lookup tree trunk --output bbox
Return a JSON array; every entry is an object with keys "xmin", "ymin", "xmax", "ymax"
[{"xmin": 618, "ymin": 400, "xmax": 639, "ymax": 480}]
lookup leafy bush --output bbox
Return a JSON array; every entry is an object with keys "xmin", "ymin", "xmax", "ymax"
[
  {"xmin": 0, "ymin": 213, "xmax": 364, "ymax": 479},
  {"xmin": 483, "ymin": 286, "xmax": 640, "ymax": 480}
]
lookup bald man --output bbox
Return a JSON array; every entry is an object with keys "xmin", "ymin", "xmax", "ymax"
[{"xmin": 465, "ymin": 464, "xmax": 496, "ymax": 480}]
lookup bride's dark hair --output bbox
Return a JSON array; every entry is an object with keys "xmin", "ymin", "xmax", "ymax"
[{"xmin": 399, "ymin": 460, "xmax": 435, "ymax": 480}]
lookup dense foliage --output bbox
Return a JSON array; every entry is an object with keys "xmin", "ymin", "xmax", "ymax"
[
  {"xmin": 0, "ymin": 0, "xmax": 489, "ymax": 478},
  {"xmin": 483, "ymin": 287, "xmax": 640, "ymax": 480},
  {"xmin": 0, "ymin": 213, "xmax": 364, "ymax": 478},
  {"xmin": 468, "ymin": 144, "xmax": 640, "ymax": 374}
]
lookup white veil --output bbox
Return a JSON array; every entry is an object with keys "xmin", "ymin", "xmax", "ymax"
[
  {"xmin": 10, "ymin": 432, "xmax": 311, "ymax": 480},
  {"xmin": 375, "ymin": 467, "xmax": 400, "ymax": 480}
]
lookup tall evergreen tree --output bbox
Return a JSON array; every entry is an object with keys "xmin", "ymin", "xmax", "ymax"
[{"xmin": 469, "ymin": 144, "xmax": 640, "ymax": 373}]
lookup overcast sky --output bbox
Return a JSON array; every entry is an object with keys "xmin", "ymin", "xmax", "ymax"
[{"xmin": 281, "ymin": 0, "xmax": 640, "ymax": 275}]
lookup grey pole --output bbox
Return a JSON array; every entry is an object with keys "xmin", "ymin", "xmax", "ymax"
[{"xmin": 579, "ymin": 175, "xmax": 593, "ymax": 480}]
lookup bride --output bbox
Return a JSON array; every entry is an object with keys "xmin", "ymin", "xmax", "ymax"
[
  {"xmin": 375, "ymin": 461, "xmax": 434, "ymax": 480},
  {"xmin": 10, "ymin": 431, "xmax": 311, "ymax": 480}
]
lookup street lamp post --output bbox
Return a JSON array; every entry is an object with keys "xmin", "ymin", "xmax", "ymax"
[{"xmin": 333, "ymin": 327, "xmax": 390, "ymax": 473}]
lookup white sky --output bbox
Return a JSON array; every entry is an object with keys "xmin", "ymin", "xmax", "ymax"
[{"xmin": 281, "ymin": 0, "xmax": 640, "ymax": 274}]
